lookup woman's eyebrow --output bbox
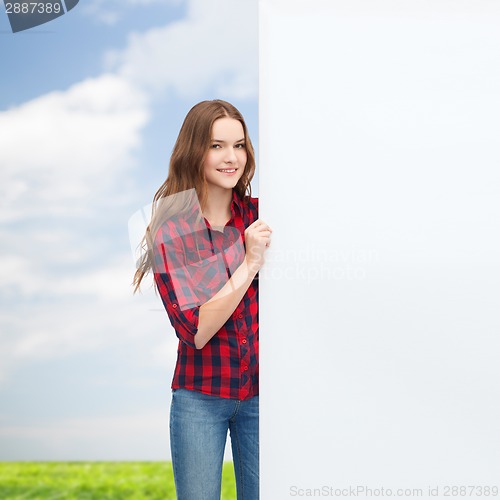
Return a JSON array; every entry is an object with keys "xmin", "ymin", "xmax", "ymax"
[{"xmin": 211, "ymin": 138, "xmax": 246, "ymax": 143}]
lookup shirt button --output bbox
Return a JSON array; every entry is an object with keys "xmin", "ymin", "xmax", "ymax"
[
  {"xmin": 238, "ymin": 314, "xmax": 243, "ymax": 319},
  {"xmin": 242, "ymin": 365, "xmax": 248, "ymax": 371},
  {"xmin": 172, "ymin": 303, "xmax": 178, "ymax": 309},
  {"xmin": 241, "ymin": 338, "xmax": 247, "ymax": 344}
]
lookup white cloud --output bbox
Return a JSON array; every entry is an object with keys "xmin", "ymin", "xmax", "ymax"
[
  {"xmin": 0, "ymin": 73, "xmax": 149, "ymax": 223},
  {"xmin": 105, "ymin": 0, "xmax": 258, "ymax": 99},
  {"xmin": 0, "ymin": 281, "xmax": 176, "ymax": 381},
  {"xmin": 0, "ymin": 73, "xmax": 153, "ymax": 384}
]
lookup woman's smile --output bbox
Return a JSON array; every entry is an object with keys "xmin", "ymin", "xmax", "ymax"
[{"xmin": 217, "ymin": 168, "xmax": 238, "ymax": 174}]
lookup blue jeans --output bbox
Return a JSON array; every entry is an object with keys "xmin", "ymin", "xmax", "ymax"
[{"xmin": 170, "ymin": 388, "xmax": 259, "ymax": 500}]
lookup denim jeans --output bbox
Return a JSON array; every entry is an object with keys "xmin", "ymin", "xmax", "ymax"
[{"xmin": 170, "ymin": 388, "xmax": 259, "ymax": 500}]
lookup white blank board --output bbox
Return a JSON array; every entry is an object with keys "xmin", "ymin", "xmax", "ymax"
[{"xmin": 259, "ymin": 1, "xmax": 500, "ymax": 498}]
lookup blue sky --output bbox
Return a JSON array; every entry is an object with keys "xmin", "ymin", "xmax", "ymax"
[{"xmin": 0, "ymin": 0, "xmax": 258, "ymax": 460}]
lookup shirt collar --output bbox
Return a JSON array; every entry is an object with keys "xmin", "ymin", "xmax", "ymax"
[{"xmin": 230, "ymin": 189, "xmax": 244, "ymax": 219}]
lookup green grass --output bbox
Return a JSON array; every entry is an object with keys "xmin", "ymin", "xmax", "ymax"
[{"xmin": 0, "ymin": 461, "xmax": 237, "ymax": 499}]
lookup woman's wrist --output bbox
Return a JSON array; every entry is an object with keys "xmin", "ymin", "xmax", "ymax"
[{"xmin": 244, "ymin": 255, "xmax": 261, "ymax": 277}]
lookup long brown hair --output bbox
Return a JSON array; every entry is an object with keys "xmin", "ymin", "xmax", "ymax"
[{"xmin": 132, "ymin": 99, "xmax": 256, "ymax": 294}]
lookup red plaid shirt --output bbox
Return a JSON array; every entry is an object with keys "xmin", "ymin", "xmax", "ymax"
[{"xmin": 153, "ymin": 190, "xmax": 259, "ymax": 400}]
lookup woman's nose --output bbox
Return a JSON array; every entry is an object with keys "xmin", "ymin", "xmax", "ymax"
[{"xmin": 224, "ymin": 148, "xmax": 237, "ymax": 163}]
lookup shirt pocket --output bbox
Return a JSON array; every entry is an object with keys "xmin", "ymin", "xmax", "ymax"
[{"xmin": 186, "ymin": 252, "xmax": 227, "ymax": 302}]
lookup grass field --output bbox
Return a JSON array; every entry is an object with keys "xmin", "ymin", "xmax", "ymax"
[{"xmin": 0, "ymin": 461, "xmax": 237, "ymax": 499}]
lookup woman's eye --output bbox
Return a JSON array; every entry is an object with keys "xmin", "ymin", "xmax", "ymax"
[
  {"xmin": 235, "ymin": 143, "xmax": 246, "ymax": 149},
  {"xmin": 211, "ymin": 144, "xmax": 221, "ymax": 149}
]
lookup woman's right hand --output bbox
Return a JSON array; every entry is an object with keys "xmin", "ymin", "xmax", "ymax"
[{"xmin": 244, "ymin": 219, "xmax": 272, "ymax": 273}]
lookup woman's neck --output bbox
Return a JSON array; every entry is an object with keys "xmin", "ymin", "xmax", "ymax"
[{"xmin": 202, "ymin": 188, "xmax": 233, "ymax": 228}]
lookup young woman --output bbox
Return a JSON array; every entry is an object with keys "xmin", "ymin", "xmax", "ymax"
[{"xmin": 132, "ymin": 100, "xmax": 272, "ymax": 499}]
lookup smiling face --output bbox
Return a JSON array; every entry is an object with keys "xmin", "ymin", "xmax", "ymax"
[{"xmin": 203, "ymin": 117, "xmax": 247, "ymax": 196}]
